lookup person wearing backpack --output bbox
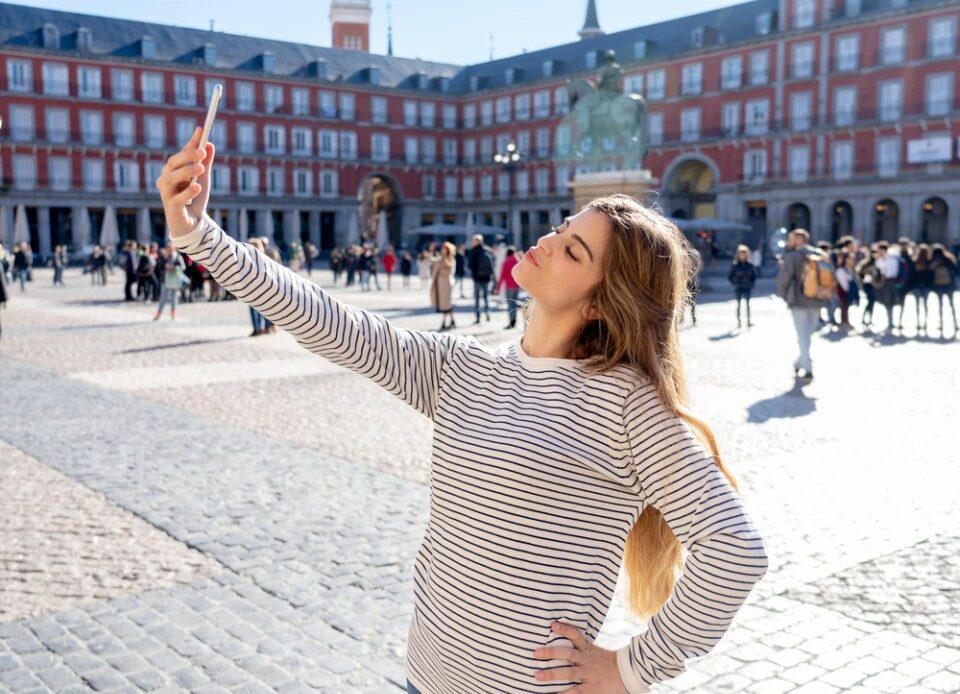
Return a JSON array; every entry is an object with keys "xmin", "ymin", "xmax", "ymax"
[
  {"xmin": 728, "ymin": 244, "xmax": 757, "ymax": 328},
  {"xmin": 776, "ymin": 228, "xmax": 833, "ymax": 382},
  {"xmin": 929, "ymin": 243, "xmax": 958, "ymax": 337},
  {"xmin": 467, "ymin": 233, "xmax": 495, "ymax": 324}
]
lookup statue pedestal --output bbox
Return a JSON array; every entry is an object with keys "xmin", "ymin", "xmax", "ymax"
[{"xmin": 568, "ymin": 170, "xmax": 658, "ymax": 211}]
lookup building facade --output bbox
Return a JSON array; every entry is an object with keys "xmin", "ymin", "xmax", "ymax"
[{"xmin": 1, "ymin": 0, "xmax": 958, "ymax": 258}]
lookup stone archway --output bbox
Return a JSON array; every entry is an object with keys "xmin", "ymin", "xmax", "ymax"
[
  {"xmin": 830, "ymin": 201, "xmax": 853, "ymax": 242},
  {"xmin": 358, "ymin": 173, "xmax": 403, "ymax": 248},
  {"xmin": 786, "ymin": 203, "xmax": 811, "ymax": 231},
  {"xmin": 921, "ymin": 197, "xmax": 948, "ymax": 244},
  {"xmin": 662, "ymin": 155, "xmax": 719, "ymax": 220},
  {"xmin": 873, "ymin": 199, "xmax": 900, "ymax": 242}
]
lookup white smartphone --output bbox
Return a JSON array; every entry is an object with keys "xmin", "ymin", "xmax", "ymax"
[{"xmin": 190, "ymin": 83, "xmax": 222, "ymax": 190}]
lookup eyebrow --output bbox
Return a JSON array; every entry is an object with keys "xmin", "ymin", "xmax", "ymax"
[{"xmin": 571, "ymin": 232, "xmax": 594, "ymax": 262}]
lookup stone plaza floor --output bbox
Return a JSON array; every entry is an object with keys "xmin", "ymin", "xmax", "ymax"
[{"xmin": 0, "ymin": 266, "xmax": 958, "ymax": 693}]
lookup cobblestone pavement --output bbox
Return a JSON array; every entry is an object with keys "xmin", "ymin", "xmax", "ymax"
[{"xmin": 0, "ymin": 267, "xmax": 958, "ymax": 693}]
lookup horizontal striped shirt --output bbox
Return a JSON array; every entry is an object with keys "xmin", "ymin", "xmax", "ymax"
[{"xmin": 173, "ymin": 216, "xmax": 769, "ymax": 694}]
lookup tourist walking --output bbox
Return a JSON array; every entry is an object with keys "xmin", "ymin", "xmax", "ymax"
[
  {"xmin": 159, "ymin": 132, "xmax": 768, "ymax": 694},
  {"xmin": 382, "ymin": 246, "xmax": 397, "ymax": 290},
  {"xmin": 12, "ymin": 243, "xmax": 29, "ymax": 292},
  {"xmin": 153, "ymin": 246, "xmax": 185, "ymax": 320},
  {"xmin": 329, "ymin": 248, "xmax": 343, "ymax": 286},
  {"xmin": 467, "ymin": 234, "xmax": 494, "ymax": 324},
  {"xmin": 429, "ymin": 242, "xmax": 456, "ymax": 331},
  {"xmin": 495, "ymin": 246, "xmax": 522, "ymax": 329},
  {"xmin": 929, "ymin": 243, "xmax": 958, "ymax": 336},
  {"xmin": 50, "ymin": 245, "xmax": 67, "ymax": 286},
  {"xmin": 728, "ymin": 244, "xmax": 757, "ymax": 328},
  {"xmin": 399, "ymin": 251, "xmax": 412, "ymax": 288},
  {"xmin": 454, "ymin": 244, "xmax": 467, "ymax": 298}
]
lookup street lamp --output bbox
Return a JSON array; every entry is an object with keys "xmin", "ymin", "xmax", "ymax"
[{"xmin": 494, "ymin": 141, "xmax": 523, "ymax": 246}]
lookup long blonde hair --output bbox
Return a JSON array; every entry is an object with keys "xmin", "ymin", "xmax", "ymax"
[{"xmin": 568, "ymin": 195, "xmax": 739, "ymax": 620}]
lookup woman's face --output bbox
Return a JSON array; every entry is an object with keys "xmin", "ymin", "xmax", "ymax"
[{"xmin": 512, "ymin": 207, "xmax": 610, "ymax": 318}]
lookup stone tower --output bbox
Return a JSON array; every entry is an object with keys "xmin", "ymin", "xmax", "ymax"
[{"xmin": 330, "ymin": 0, "xmax": 371, "ymax": 52}]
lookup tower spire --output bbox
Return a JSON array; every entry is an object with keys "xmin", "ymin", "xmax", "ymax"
[
  {"xmin": 387, "ymin": 0, "xmax": 393, "ymax": 56},
  {"xmin": 579, "ymin": 0, "xmax": 603, "ymax": 40}
]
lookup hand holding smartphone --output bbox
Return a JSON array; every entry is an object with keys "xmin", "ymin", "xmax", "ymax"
[{"xmin": 187, "ymin": 83, "xmax": 222, "ymax": 203}]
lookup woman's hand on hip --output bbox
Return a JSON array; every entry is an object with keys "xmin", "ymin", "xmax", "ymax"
[
  {"xmin": 156, "ymin": 126, "xmax": 215, "ymax": 239},
  {"xmin": 532, "ymin": 622, "xmax": 629, "ymax": 693}
]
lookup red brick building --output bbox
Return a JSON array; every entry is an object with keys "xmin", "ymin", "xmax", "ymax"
[{"xmin": 0, "ymin": 0, "xmax": 957, "ymax": 258}]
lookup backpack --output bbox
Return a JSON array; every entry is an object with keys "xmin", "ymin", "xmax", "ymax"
[
  {"xmin": 933, "ymin": 262, "xmax": 953, "ymax": 287},
  {"xmin": 802, "ymin": 251, "xmax": 837, "ymax": 301},
  {"xmin": 136, "ymin": 254, "xmax": 155, "ymax": 277},
  {"xmin": 474, "ymin": 248, "xmax": 494, "ymax": 278}
]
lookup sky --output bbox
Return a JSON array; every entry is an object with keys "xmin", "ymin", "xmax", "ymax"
[{"xmin": 10, "ymin": 0, "xmax": 745, "ymax": 65}]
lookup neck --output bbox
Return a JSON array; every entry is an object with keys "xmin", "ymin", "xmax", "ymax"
[{"xmin": 522, "ymin": 305, "xmax": 583, "ymax": 359}]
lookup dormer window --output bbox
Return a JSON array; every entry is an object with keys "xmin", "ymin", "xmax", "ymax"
[
  {"xmin": 140, "ymin": 36, "xmax": 156, "ymax": 59},
  {"xmin": 756, "ymin": 12, "xmax": 774, "ymax": 36},
  {"xmin": 367, "ymin": 67, "xmax": 380, "ymax": 85},
  {"xmin": 260, "ymin": 52, "xmax": 275, "ymax": 73},
  {"xmin": 42, "ymin": 23, "xmax": 60, "ymax": 49},
  {"xmin": 585, "ymin": 51, "xmax": 597, "ymax": 70},
  {"xmin": 309, "ymin": 59, "xmax": 327, "ymax": 79},
  {"xmin": 202, "ymin": 43, "xmax": 217, "ymax": 66},
  {"xmin": 76, "ymin": 27, "xmax": 93, "ymax": 52},
  {"xmin": 417, "ymin": 73, "xmax": 428, "ymax": 90},
  {"xmin": 692, "ymin": 28, "xmax": 705, "ymax": 48}
]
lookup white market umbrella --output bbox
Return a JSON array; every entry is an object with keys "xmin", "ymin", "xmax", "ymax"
[
  {"xmin": 76, "ymin": 207, "xmax": 91, "ymax": 248},
  {"xmin": 13, "ymin": 204, "xmax": 29, "ymax": 244},
  {"xmin": 347, "ymin": 211, "xmax": 360, "ymax": 247},
  {"xmin": 99, "ymin": 206, "xmax": 119, "ymax": 248},
  {"xmin": 376, "ymin": 209, "xmax": 388, "ymax": 249},
  {"xmin": 464, "ymin": 211, "xmax": 475, "ymax": 240},
  {"xmin": 291, "ymin": 209, "xmax": 302, "ymax": 244},
  {"xmin": 238, "ymin": 207, "xmax": 249, "ymax": 242},
  {"xmin": 137, "ymin": 207, "xmax": 152, "ymax": 244},
  {"xmin": 0, "ymin": 205, "xmax": 9, "ymax": 246}
]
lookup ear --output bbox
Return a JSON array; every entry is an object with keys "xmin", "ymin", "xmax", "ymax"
[{"xmin": 581, "ymin": 302, "xmax": 601, "ymax": 322}]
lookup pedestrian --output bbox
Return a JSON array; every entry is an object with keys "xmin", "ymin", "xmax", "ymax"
[
  {"xmin": 855, "ymin": 250, "xmax": 880, "ymax": 330},
  {"xmin": 750, "ymin": 246, "xmax": 763, "ymax": 278},
  {"xmin": 329, "ymin": 248, "xmax": 343, "ymax": 286},
  {"xmin": 13, "ymin": 243, "xmax": 29, "ymax": 292},
  {"xmin": 399, "ymin": 251, "xmax": 413, "ymax": 288},
  {"xmin": 467, "ymin": 233, "xmax": 494, "ymax": 324},
  {"xmin": 368, "ymin": 248, "xmax": 382, "ymax": 290},
  {"xmin": 382, "ymin": 246, "xmax": 396, "ymax": 290},
  {"xmin": 929, "ymin": 243, "xmax": 958, "ymax": 336},
  {"xmin": 121, "ymin": 240, "xmax": 138, "ymax": 301},
  {"xmin": 98, "ymin": 244, "xmax": 110, "ymax": 286},
  {"xmin": 495, "ymin": 246, "xmax": 522, "ymax": 329},
  {"xmin": 874, "ymin": 241, "xmax": 902, "ymax": 333},
  {"xmin": 358, "ymin": 248, "xmax": 372, "ymax": 291},
  {"xmin": 0, "ymin": 248, "xmax": 7, "ymax": 346},
  {"xmin": 0, "ymin": 242, "xmax": 9, "ymax": 284},
  {"xmin": 430, "ymin": 241, "xmax": 456, "ymax": 331},
  {"xmin": 417, "ymin": 250, "xmax": 431, "ymax": 287},
  {"xmin": 136, "ymin": 246, "xmax": 156, "ymax": 300},
  {"xmin": 728, "ymin": 244, "xmax": 757, "ymax": 328},
  {"xmin": 304, "ymin": 240, "xmax": 317, "ymax": 276},
  {"xmin": 776, "ymin": 228, "xmax": 834, "ymax": 382},
  {"xmin": 153, "ymin": 246, "xmax": 185, "ymax": 320},
  {"xmin": 50, "ymin": 244, "xmax": 67, "ymax": 286},
  {"xmin": 817, "ymin": 241, "xmax": 839, "ymax": 327},
  {"xmin": 454, "ymin": 243, "xmax": 466, "ymax": 298},
  {"xmin": 834, "ymin": 252, "xmax": 857, "ymax": 330},
  {"xmin": 911, "ymin": 244, "xmax": 933, "ymax": 334},
  {"xmin": 245, "ymin": 237, "xmax": 271, "ymax": 335},
  {"xmin": 345, "ymin": 246, "xmax": 358, "ymax": 286},
  {"xmin": 159, "ymin": 138, "xmax": 769, "ymax": 694}
]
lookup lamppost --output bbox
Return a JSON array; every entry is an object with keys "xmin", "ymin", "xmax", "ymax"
[{"xmin": 494, "ymin": 141, "xmax": 523, "ymax": 247}]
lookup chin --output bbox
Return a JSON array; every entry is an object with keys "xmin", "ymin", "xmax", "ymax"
[{"xmin": 511, "ymin": 261, "xmax": 531, "ymax": 293}]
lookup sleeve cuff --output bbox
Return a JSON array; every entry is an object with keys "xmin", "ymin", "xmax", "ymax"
[
  {"xmin": 170, "ymin": 214, "xmax": 216, "ymax": 254},
  {"xmin": 616, "ymin": 646, "xmax": 652, "ymax": 694}
]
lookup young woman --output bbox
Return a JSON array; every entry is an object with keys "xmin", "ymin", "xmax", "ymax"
[
  {"xmin": 158, "ymin": 129, "xmax": 769, "ymax": 694},
  {"xmin": 834, "ymin": 252, "xmax": 857, "ymax": 330},
  {"xmin": 855, "ymin": 250, "xmax": 880, "ymax": 330},
  {"xmin": 429, "ymin": 241, "xmax": 456, "ymax": 331},
  {"xmin": 929, "ymin": 243, "xmax": 958, "ymax": 336},
  {"xmin": 728, "ymin": 244, "xmax": 757, "ymax": 328},
  {"xmin": 911, "ymin": 244, "xmax": 933, "ymax": 333}
]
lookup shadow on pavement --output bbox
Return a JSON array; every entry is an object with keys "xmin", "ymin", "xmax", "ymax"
[
  {"xmin": 117, "ymin": 336, "xmax": 247, "ymax": 354},
  {"xmin": 746, "ymin": 383, "xmax": 817, "ymax": 423}
]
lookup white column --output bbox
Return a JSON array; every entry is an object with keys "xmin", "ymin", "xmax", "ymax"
[
  {"xmin": 227, "ymin": 209, "xmax": 239, "ymax": 239},
  {"xmin": 309, "ymin": 210, "xmax": 321, "ymax": 247},
  {"xmin": 37, "ymin": 207, "xmax": 52, "ymax": 256},
  {"xmin": 282, "ymin": 209, "xmax": 296, "ymax": 245}
]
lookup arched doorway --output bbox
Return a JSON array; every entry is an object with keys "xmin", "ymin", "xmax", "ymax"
[
  {"xmin": 873, "ymin": 199, "xmax": 899, "ymax": 242},
  {"xmin": 921, "ymin": 197, "xmax": 948, "ymax": 244},
  {"xmin": 830, "ymin": 201, "xmax": 853, "ymax": 242},
  {"xmin": 786, "ymin": 203, "xmax": 811, "ymax": 231},
  {"xmin": 358, "ymin": 174, "xmax": 402, "ymax": 247},
  {"xmin": 664, "ymin": 158, "xmax": 717, "ymax": 220}
]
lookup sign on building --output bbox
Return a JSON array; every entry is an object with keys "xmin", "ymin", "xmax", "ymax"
[{"xmin": 906, "ymin": 136, "xmax": 952, "ymax": 164}]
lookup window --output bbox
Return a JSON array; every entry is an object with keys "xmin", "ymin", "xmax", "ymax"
[
  {"xmin": 211, "ymin": 163, "xmax": 230, "ymax": 194},
  {"xmin": 404, "ymin": 136, "xmax": 418, "ymax": 164},
  {"xmin": 681, "ymin": 63, "xmax": 702, "ymax": 95},
  {"xmin": 210, "ymin": 121, "xmax": 225, "ymax": 150},
  {"xmin": 420, "ymin": 101, "xmax": 435, "ymax": 128},
  {"xmin": 292, "ymin": 127, "xmax": 312, "ymax": 156},
  {"xmin": 443, "ymin": 104, "xmax": 457, "ymax": 129},
  {"xmin": 515, "ymin": 171, "xmax": 528, "ymax": 198},
  {"xmin": 463, "ymin": 139, "xmax": 476, "ymax": 164},
  {"xmin": 236, "ymin": 82, "xmax": 255, "ymax": 111},
  {"xmin": 463, "ymin": 104, "xmax": 476, "ymax": 128},
  {"xmin": 199, "ymin": 79, "xmax": 219, "ymax": 106},
  {"xmin": 141, "ymin": 72, "xmax": 163, "ymax": 103},
  {"xmin": 264, "ymin": 125, "xmax": 285, "ymax": 154},
  {"xmin": 926, "ymin": 73, "xmax": 953, "ymax": 117},
  {"xmin": 721, "ymin": 56, "xmax": 742, "ymax": 89},
  {"xmin": 480, "ymin": 174, "xmax": 493, "ymax": 199},
  {"xmin": 45, "ymin": 107, "xmax": 69, "ymax": 143},
  {"xmin": 372, "ymin": 96, "xmax": 388, "ymax": 124},
  {"xmin": 7, "ymin": 59, "xmax": 32, "ymax": 92},
  {"xmin": 145, "ymin": 115, "xmax": 166, "ymax": 149},
  {"xmin": 421, "ymin": 137, "xmax": 436, "ymax": 164},
  {"xmin": 174, "ymin": 75, "xmax": 197, "ymax": 106},
  {"xmin": 497, "ymin": 172, "xmax": 510, "ymax": 199},
  {"xmin": 833, "ymin": 86, "xmax": 857, "ymax": 126},
  {"xmin": 340, "ymin": 131, "xmax": 358, "ymax": 159},
  {"xmin": 443, "ymin": 138, "xmax": 457, "ymax": 165},
  {"xmin": 876, "ymin": 138, "xmax": 899, "ymax": 177},
  {"xmin": 114, "ymin": 160, "xmax": 140, "ymax": 192},
  {"xmin": 237, "ymin": 122, "xmax": 255, "ymax": 153},
  {"xmin": 832, "ymin": 141, "xmax": 854, "ymax": 180},
  {"xmin": 794, "ymin": 0, "xmax": 815, "ymax": 29},
  {"xmin": 319, "ymin": 129, "xmax": 338, "ymax": 158},
  {"xmin": 680, "ymin": 108, "xmax": 701, "ymax": 142},
  {"xmin": 790, "ymin": 92, "xmax": 812, "ymax": 131},
  {"xmin": 745, "ymin": 99, "xmax": 769, "ymax": 135},
  {"xmin": 404, "ymin": 100, "xmax": 418, "ymax": 126},
  {"xmin": 536, "ymin": 169, "xmax": 549, "ymax": 195},
  {"xmin": 722, "ymin": 102, "xmax": 740, "ymax": 136},
  {"xmin": 585, "ymin": 51, "xmax": 597, "ymax": 70},
  {"xmin": 496, "ymin": 96, "xmax": 511, "ymax": 123},
  {"xmin": 239, "ymin": 166, "xmax": 259, "ymax": 195},
  {"xmin": 480, "ymin": 136, "xmax": 494, "ymax": 161},
  {"xmin": 13, "ymin": 155, "xmax": 37, "ymax": 190},
  {"xmin": 339, "ymin": 93, "xmax": 355, "ymax": 120},
  {"xmin": 371, "ymin": 133, "xmax": 390, "ymax": 162},
  {"xmin": 480, "ymin": 101, "xmax": 494, "ymax": 126},
  {"xmin": 113, "ymin": 113, "xmax": 135, "ymax": 147},
  {"xmin": 647, "ymin": 69, "xmax": 665, "ymax": 100},
  {"xmin": 536, "ymin": 128, "xmax": 551, "ymax": 157},
  {"xmin": 534, "ymin": 90, "xmax": 550, "ymax": 118},
  {"xmin": 265, "ymin": 85, "xmax": 283, "ymax": 113},
  {"xmin": 83, "ymin": 158, "xmax": 104, "ymax": 192},
  {"xmin": 319, "ymin": 91, "xmax": 336, "ymax": 118},
  {"xmin": 792, "ymin": 42, "xmax": 814, "ymax": 79},
  {"xmin": 836, "ymin": 35, "xmax": 859, "ymax": 71},
  {"xmin": 109, "ymin": 68, "xmax": 133, "ymax": 101},
  {"xmin": 80, "ymin": 110, "xmax": 103, "ymax": 145},
  {"xmin": 624, "ymin": 74, "xmax": 643, "ymax": 95},
  {"xmin": 749, "ymin": 51, "xmax": 769, "ymax": 85},
  {"xmin": 77, "ymin": 66, "xmax": 102, "ymax": 98},
  {"xmin": 462, "ymin": 177, "xmax": 475, "ymax": 201},
  {"xmin": 929, "ymin": 17, "xmax": 957, "ymax": 58},
  {"xmin": 647, "ymin": 112, "xmax": 664, "ymax": 145},
  {"xmin": 844, "ymin": 0, "xmax": 861, "ymax": 18},
  {"xmin": 267, "ymin": 167, "xmax": 284, "ymax": 196},
  {"xmin": 295, "ymin": 169, "xmax": 313, "ymax": 197},
  {"xmin": 48, "ymin": 156, "xmax": 71, "ymax": 191},
  {"xmin": 554, "ymin": 87, "xmax": 569, "ymax": 115},
  {"xmin": 515, "ymin": 93, "xmax": 531, "ymax": 120},
  {"xmin": 743, "ymin": 149, "xmax": 767, "ymax": 182},
  {"xmin": 444, "ymin": 176, "xmax": 458, "ymax": 201},
  {"xmin": 517, "ymin": 130, "xmax": 530, "ymax": 155},
  {"xmin": 422, "ymin": 175, "xmax": 435, "ymax": 200},
  {"xmin": 555, "ymin": 166, "xmax": 570, "ymax": 193},
  {"xmin": 176, "ymin": 118, "xmax": 195, "ymax": 147},
  {"xmin": 881, "ymin": 27, "xmax": 906, "ymax": 65},
  {"xmin": 878, "ymin": 80, "xmax": 902, "ymax": 122},
  {"xmin": 10, "ymin": 105, "xmax": 35, "ymax": 142},
  {"xmin": 43, "ymin": 63, "xmax": 69, "ymax": 96},
  {"xmin": 292, "ymin": 88, "xmax": 310, "ymax": 115},
  {"xmin": 788, "ymin": 145, "xmax": 809, "ymax": 183}
]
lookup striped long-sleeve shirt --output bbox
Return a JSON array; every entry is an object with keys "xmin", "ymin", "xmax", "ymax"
[{"xmin": 172, "ymin": 215, "xmax": 769, "ymax": 694}]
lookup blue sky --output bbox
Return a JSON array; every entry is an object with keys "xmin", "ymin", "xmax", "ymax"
[{"xmin": 13, "ymin": 0, "xmax": 743, "ymax": 65}]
